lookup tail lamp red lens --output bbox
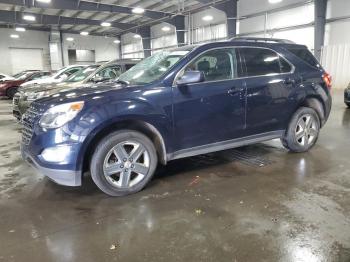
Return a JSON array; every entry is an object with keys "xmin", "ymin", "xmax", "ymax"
[{"xmin": 323, "ymin": 72, "xmax": 332, "ymax": 90}]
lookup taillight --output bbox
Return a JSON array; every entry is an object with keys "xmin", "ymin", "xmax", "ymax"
[{"xmin": 323, "ymin": 72, "xmax": 332, "ymax": 90}]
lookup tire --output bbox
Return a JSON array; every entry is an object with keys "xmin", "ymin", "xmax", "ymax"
[
  {"xmin": 346, "ymin": 103, "xmax": 350, "ymax": 108},
  {"xmin": 6, "ymin": 87, "xmax": 18, "ymax": 99},
  {"xmin": 281, "ymin": 107, "xmax": 320, "ymax": 153},
  {"xmin": 90, "ymin": 130, "xmax": 158, "ymax": 196}
]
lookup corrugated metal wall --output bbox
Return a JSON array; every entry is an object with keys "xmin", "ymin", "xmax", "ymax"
[{"xmin": 321, "ymin": 45, "xmax": 350, "ymax": 89}]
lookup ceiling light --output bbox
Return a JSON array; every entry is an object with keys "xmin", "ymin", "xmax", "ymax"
[
  {"xmin": 23, "ymin": 15, "xmax": 36, "ymax": 21},
  {"xmin": 10, "ymin": 34, "xmax": 19, "ymax": 39},
  {"xmin": 36, "ymin": 0, "xmax": 51, "ymax": 3},
  {"xmin": 202, "ymin": 15, "xmax": 214, "ymax": 21},
  {"xmin": 15, "ymin": 27, "xmax": 26, "ymax": 32},
  {"xmin": 66, "ymin": 37, "xmax": 74, "ymax": 41},
  {"xmin": 162, "ymin": 26, "xmax": 171, "ymax": 32},
  {"xmin": 132, "ymin": 7, "xmax": 145, "ymax": 14},
  {"xmin": 268, "ymin": 0, "xmax": 282, "ymax": 3},
  {"xmin": 101, "ymin": 22, "xmax": 111, "ymax": 27},
  {"xmin": 80, "ymin": 31, "xmax": 89, "ymax": 36},
  {"xmin": 113, "ymin": 40, "xmax": 121, "ymax": 44},
  {"xmin": 134, "ymin": 34, "xmax": 141, "ymax": 39}
]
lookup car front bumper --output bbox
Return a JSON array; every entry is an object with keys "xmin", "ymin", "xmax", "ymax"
[
  {"xmin": 21, "ymin": 144, "xmax": 82, "ymax": 186},
  {"xmin": 13, "ymin": 95, "xmax": 32, "ymax": 120},
  {"xmin": 344, "ymin": 89, "xmax": 350, "ymax": 104}
]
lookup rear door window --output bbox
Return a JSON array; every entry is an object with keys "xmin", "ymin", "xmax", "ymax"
[
  {"xmin": 240, "ymin": 48, "xmax": 292, "ymax": 77},
  {"xmin": 285, "ymin": 47, "xmax": 320, "ymax": 69}
]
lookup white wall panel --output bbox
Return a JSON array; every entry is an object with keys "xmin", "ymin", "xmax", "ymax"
[
  {"xmin": 121, "ymin": 33, "xmax": 143, "ymax": 59},
  {"xmin": 10, "ymin": 48, "xmax": 44, "ymax": 74},
  {"xmin": 272, "ymin": 27, "xmax": 314, "ymax": 50},
  {"xmin": 239, "ymin": 16, "xmax": 265, "ymax": 34},
  {"xmin": 327, "ymin": 0, "xmax": 350, "ymax": 19},
  {"xmin": 0, "ymin": 28, "xmax": 50, "ymax": 75},
  {"xmin": 321, "ymin": 44, "xmax": 350, "ymax": 89},
  {"xmin": 62, "ymin": 34, "xmax": 119, "ymax": 65}
]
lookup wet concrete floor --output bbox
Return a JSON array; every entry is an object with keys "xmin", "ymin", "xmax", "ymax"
[{"xmin": 0, "ymin": 91, "xmax": 350, "ymax": 261}]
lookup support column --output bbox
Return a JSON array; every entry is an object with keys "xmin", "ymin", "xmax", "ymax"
[
  {"xmin": 216, "ymin": 0, "xmax": 238, "ymax": 39},
  {"xmin": 139, "ymin": 26, "xmax": 151, "ymax": 58},
  {"xmin": 314, "ymin": 0, "xmax": 327, "ymax": 60},
  {"xmin": 49, "ymin": 30, "xmax": 64, "ymax": 70},
  {"xmin": 170, "ymin": 16, "xmax": 186, "ymax": 46}
]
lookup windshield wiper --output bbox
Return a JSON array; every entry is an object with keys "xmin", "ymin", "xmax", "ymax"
[{"xmin": 115, "ymin": 79, "xmax": 129, "ymax": 85}]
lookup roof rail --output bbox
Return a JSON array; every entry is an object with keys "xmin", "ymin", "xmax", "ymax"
[{"xmin": 230, "ymin": 37, "xmax": 295, "ymax": 44}]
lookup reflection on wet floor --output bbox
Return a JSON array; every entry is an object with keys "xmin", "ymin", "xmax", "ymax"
[{"xmin": 0, "ymin": 92, "xmax": 350, "ymax": 261}]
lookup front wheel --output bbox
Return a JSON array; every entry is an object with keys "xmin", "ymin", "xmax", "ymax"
[
  {"xmin": 6, "ymin": 87, "xmax": 18, "ymax": 99},
  {"xmin": 281, "ymin": 107, "xmax": 320, "ymax": 153},
  {"xmin": 90, "ymin": 130, "xmax": 158, "ymax": 196}
]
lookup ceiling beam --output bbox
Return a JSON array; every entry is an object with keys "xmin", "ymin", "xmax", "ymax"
[
  {"xmin": 0, "ymin": 0, "xmax": 176, "ymax": 20},
  {"xmin": 0, "ymin": 10, "xmax": 136, "ymax": 30}
]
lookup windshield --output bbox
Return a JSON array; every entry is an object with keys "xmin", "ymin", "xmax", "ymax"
[
  {"xmin": 118, "ymin": 50, "xmax": 189, "ymax": 85},
  {"xmin": 16, "ymin": 72, "xmax": 33, "ymax": 80},
  {"xmin": 65, "ymin": 66, "xmax": 98, "ymax": 83}
]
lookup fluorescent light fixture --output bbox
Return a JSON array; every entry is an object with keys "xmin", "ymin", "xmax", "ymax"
[
  {"xmin": 10, "ymin": 34, "xmax": 19, "ymax": 39},
  {"xmin": 15, "ymin": 27, "xmax": 26, "ymax": 32},
  {"xmin": 23, "ymin": 15, "xmax": 36, "ymax": 21},
  {"xmin": 268, "ymin": 0, "xmax": 282, "ymax": 3},
  {"xmin": 202, "ymin": 15, "xmax": 214, "ymax": 21},
  {"xmin": 101, "ymin": 22, "xmax": 111, "ymax": 27},
  {"xmin": 132, "ymin": 7, "xmax": 145, "ymax": 14},
  {"xmin": 113, "ymin": 39, "xmax": 121, "ymax": 44},
  {"xmin": 36, "ymin": 0, "xmax": 51, "ymax": 3},
  {"xmin": 80, "ymin": 31, "xmax": 89, "ymax": 36},
  {"xmin": 162, "ymin": 26, "xmax": 171, "ymax": 32},
  {"xmin": 66, "ymin": 37, "xmax": 74, "ymax": 41},
  {"xmin": 134, "ymin": 34, "xmax": 141, "ymax": 39}
]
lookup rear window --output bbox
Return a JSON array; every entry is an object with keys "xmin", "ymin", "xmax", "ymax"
[
  {"xmin": 240, "ymin": 48, "xmax": 292, "ymax": 77},
  {"xmin": 285, "ymin": 47, "xmax": 320, "ymax": 69}
]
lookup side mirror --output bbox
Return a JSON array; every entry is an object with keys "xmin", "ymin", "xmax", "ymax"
[
  {"xmin": 176, "ymin": 71, "xmax": 204, "ymax": 86},
  {"xmin": 59, "ymin": 74, "xmax": 68, "ymax": 80}
]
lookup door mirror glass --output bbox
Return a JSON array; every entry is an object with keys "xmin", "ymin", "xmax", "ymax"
[{"xmin": 176, "ymin": 71, "xmax": 204, "ymax": 86}]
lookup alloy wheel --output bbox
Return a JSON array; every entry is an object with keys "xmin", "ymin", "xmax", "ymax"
[
  {"xmin": 295, "ymin": 114, "xmax": 318, "ymax": 146},
  {"xmin": 103, "ymin": 141, "xmax": 150, "ymax": 188}
]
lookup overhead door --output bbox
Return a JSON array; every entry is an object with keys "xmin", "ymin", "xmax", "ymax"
[{"xmin": 10, "ymin": 48, "xmax": 44, "ymax": 74}]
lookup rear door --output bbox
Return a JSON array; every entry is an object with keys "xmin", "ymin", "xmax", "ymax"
[
  {"xmin": 239, "ymin": 47, "xmax": 297, "ymax": 135},
  {"xmin": 172, "ymin": 47, "xmax": 246, "ymax": 151}
]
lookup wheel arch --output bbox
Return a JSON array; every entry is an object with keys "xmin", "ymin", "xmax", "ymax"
[
  {"xmin": 80, "ymin": 119, "xmax": 168, "ymax": 175},
  {"xmin": 300, "ymin": 96, "xmax": 326, "ymax": 127}
]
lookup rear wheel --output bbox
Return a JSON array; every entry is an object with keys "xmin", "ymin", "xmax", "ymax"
[
  {"xmin": 90, "ymin": 130, "xmax": 158, "ymax": 196},
  {"xmin": 281, "ymin": 107, "xmax": 320, "ymax": 153},
  {"xmin": 6, "ymin": 87, "xmax": 18, "ymax": 99},
  {"xmin": 346, "ymin": 102, "xmax": 350, "ymax": 108}
]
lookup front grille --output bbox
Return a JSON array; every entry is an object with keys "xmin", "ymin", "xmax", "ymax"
[{"xmin": 21, "ymin": 106, "xmax": 41, "ymax": 145}]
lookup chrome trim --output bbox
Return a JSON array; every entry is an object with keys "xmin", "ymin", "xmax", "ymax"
[
  {"xmin": 172, "ymin": 46, "xmax": 295, "ymax": 87},
  {"xmin": 167, "ymin": 130, "xmax": 285, "ymax": 161}
]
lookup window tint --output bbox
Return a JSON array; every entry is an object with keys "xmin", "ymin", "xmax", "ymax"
[
  {"xmin": 66, "ymin": 68, "xmax": 80, "ymax": 76},
  {"xmin": 95, "ymin": 66, "xmax": 122, "ymax": 80},
  {"xmin": 285, "ymin": 47, "xmax": 320, "ymax": 68},
  {"xmin": 125, "ymin": 64, "xmax": 135, "ymax": 70},
  {"xmin": 240, "ymin": 48, "xmax": 291, "ymax": 77},
  {"xmin": 184, "ymin": 48, "xmax": 238, "ymax": 82}
]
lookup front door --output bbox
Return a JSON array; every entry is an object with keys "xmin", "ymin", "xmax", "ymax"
[{"xmin": 172, "ymin": 47, "xmax": 246, "ymax": 152}]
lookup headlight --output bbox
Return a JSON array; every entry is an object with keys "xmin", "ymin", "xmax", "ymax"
[
  {"xmin": 26, "ymin": 91, "xmax": 49, "ymax": 101},
  {"xmin": 39, "ymin": 101, "xmax": 84, "ymax": 129}
]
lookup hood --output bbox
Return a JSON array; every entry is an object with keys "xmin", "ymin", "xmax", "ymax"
[
  {"xmin": 19, "ymin": 82, "xmax": 60, "ymax": 93},
  {"xmin": 37, "ymin": 82, "xmax": 129, "ymax": 106},
  {"xmin": 20, "ymin": 76, "xmax": 57, "ymax": 87}
]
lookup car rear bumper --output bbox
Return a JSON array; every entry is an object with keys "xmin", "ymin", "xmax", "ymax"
[{"xmin": 21, "ymin": 145, "xmax": 82, "ymax": 186}]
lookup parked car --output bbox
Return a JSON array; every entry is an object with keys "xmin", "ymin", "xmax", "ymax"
[
  {"xmin": 13, "ymin": 59, "xmax": 138, "ymax": 119},
  {"xmin": 20, "ymin": 65, "xmax": 88, "ymax": 88},
  {"xmin": 345, "ymin": 83, "xmax": 350, "ymax": 108},
  {"xmin": 0, "ymin": 71, "xmax": 51, "ymax": 98},
  {"xmin": 0, "ymin": 73, "xmax": 14, "ymax": 82},
  {"xmin": 20, "ymin": 38, "xmax": 332, "ymax": 196}
]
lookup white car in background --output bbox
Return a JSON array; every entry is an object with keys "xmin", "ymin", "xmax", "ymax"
[
  {"xmin": 20, "ymin": 65, "xmax": 89, "ymax": 88},
  {"xmin": 0, "ymin": 73, "xmax": 15, "ymax": 82}
]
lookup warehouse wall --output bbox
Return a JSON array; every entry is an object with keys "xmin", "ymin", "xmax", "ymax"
[
  {"xmin": 121, "ymin": 33, "xmax": 144, "ymax": 58},
  {"xmin": 0, "ymin": 28, "xmax": 50, "ymax": 75},
  {"xmin": 62, "ymin": 33, "xmax": 119, "ymax": 66},
  {"xmin": 322, "ymin": 0, "xmax": 350, "ymax": 89}
]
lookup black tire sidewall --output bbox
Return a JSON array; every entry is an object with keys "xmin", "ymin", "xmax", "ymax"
[
  {"xmin": 6, "ymin": 87, "xmax": 17, "ymax": 99},
  {"xmin": 283, "ymin": 107, "xmax": 320, "ymax": 153},
  {"xmin": 90, "ymin": 130, "xmax": 158, "ymax": 196}
]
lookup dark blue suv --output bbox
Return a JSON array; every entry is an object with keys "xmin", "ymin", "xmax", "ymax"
[{"xmin": 21, "ymin": 38, "xmax": 332, "ymax": 196}]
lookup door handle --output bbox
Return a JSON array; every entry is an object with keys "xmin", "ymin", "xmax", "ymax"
[{"xmin": 228, "ymin": 87, "xmax": 244, "ymax": 96}]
